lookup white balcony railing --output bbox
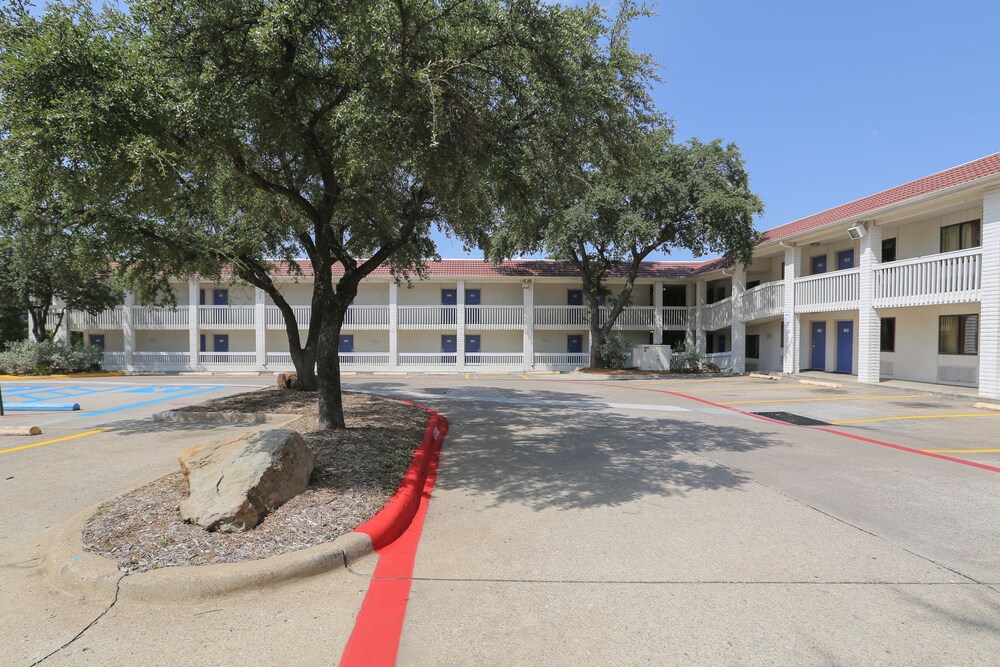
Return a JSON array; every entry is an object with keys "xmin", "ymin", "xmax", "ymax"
[
  {"xmin": 339, "ymin": 352, "xmax": 392, "ymax": 366},
  {"xmin": 132, "ymin": 351, "xmax": 191, "ymax": 365},
  {"xmin": 873, "ymin": 248, "xmax": 982, "ymax": 308},
  {"xmin": 398, "ymin": 352, "xmax": 458, "ymax": 365},
  {"xmin": 701, "ymin": 297, "xmax": 733, "ymax": 332},
  {"xmin": 343, "ymin": 305, "xmax": 391, "ymax": 329},
  {"xmin": 704, "ymin": 352, "xmax": 734, "ymax": 371},
  {"xmin": 662, "ymin": 306, "xmax": 691, "ymax": 329},
  {"xmin": 101, "ymin": 352, "xmax": 126, "ymax": 367},
  {"xmin": 69, "ymin": 308, "xmax": 125, "ymax": 330},
  {"xmin": 533, "ymin": 352, "xmax": 591, "ymax": 366},
  {"xmin": 741, "ymin": 281, "xmax": 784, "ymax": 322},
  {"xmin": 198, "ymin": 305, "xmax": 256, "ymax": 329},
  {"xmin": 266, "ymin": 305, "xmax": 312, "ymax": 330},
  {"xmin": 533, "ymin": 306, "xmax": 590, "ymax": 328},
  {"xmin": 465, "ymin": 305, "xmax": 524, "ymax": 329},
  {"xmin": 132, "ymin": 307, "xmax": 189, "ymax": 329},
  {"xmin": 794, "ymin": 268, "xmax": 860, "ymax": 313},
  {"xmin": 266, "ymin": 352, "xmax": 294, "ymax": 367},
  {"xmin": 199, "ymin": 352, "xmax": 257, "ymax": 365},
  {"xmin": 464, "ymin": 352, "xmax": 524, "ymax": 366},
  {"xmin": 398, "ymin": 306, "xmax": 458, "ymax": 329},
  {"xmin": 605, "ymin": 306, "xmax": 656, "ymax": 329}
]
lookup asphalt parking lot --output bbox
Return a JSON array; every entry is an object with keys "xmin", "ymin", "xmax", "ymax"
[{"xmin": 2, "ymin": 372, "xmax": 999, "ymax": 665}]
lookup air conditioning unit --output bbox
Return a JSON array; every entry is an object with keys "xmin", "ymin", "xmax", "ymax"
[{"xmin": 847, "ymin": 223, "xmax": 867, "ymax": 240}]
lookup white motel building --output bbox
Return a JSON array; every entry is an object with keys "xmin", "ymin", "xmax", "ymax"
[{"xmin": 50, "ymin": 152, "xmax": 1000, "ymax": 399}]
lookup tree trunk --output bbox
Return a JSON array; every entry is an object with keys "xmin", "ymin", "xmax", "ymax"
[
  {"xmin": 289, "ymin": 345, "xmax": 318, "ymax": 390},
  {"xmin": 316, "ymin": 305, "xmax": 346, "ymax": 429},
  {"xmin": 29, "ymin": 305, "xmax": 47, "ymax": 342},
  {"xmin": 588, "ymin": 307, "xmax": 605, "ymax": 369}
]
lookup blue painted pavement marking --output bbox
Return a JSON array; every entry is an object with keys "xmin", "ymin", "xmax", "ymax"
[{"xmin": 81, "ymin": 386, "xmax": 221, "ymax": 417}]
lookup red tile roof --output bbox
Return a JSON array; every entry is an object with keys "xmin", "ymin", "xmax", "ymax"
[
  {"xmin": 760, "ymin": 151, "xmax": 1000, "ymax": 245},
  {"xmin": 241, "ymin": 152, "xmax": 1000, "ymax": 280}
]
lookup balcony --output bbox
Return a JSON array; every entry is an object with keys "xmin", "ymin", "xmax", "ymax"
[
  {"xmin": 398, "ymin": 306, "xmax": 458, "ymax": 329},
  {"xmin": 533, "ymin": 306, "xmax": 589, "ymax": 328},
  {"xmin": 132, "ymin": 307, "xmax": 189, "ymax": 329},
  {"xmin": 198, "ymin": 305, "xmax": 255, "ymax": 329},
  {"xmin": 200, "ymin": 352, "xmax": 257, "ymax": 365},
  {"xmin": 68, "ymin": 308, "xmax": 125, "ymax": 330},
  {"xmin": 741, "ymin": 281, "xmax": 784, "ymax": 322},
  {"xmin": 533, "ymin": 352, "xmax": 591, "ymax": 367},
  {"xmin": 533, "ymin": 305, "xmax": 679, "ymax": 330},
  {"xmin": 465, "ymin": 305, "xmax": 524, "ymax": 330},
  {"xmin": 266, "ymin": 305, "xmax": 312, "ymax": 330},
  {"xmin": 464, "ymin": 352, "xmax": 525, "ymax": 366},
  {"xmin": 662, "ymin": 307, "xmax": 692, "ymax": 330},
  {"xmin": 873, "ymin": 248, "xmax": 981, "ymax": 308},
  {"xmin": 701, "ymin": 297, "xmax": 732, "ymax": 332},
  {"xmin": 264, "ymin": 305, "xmax": 390, "ymax": 330},
  {"xmin": 132, "ymin": 351, "xmax": 192, "ymax": 366},
  {"xmin": 794, "ymin": 268, "xmax": 859, "ymax": 313}
]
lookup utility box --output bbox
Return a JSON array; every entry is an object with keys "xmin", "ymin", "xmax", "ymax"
[{"xmin": 631, "ymin": 345, "xmax": 672, "ymax": 371}]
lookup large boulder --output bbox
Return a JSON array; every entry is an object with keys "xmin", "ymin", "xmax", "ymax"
[{"xmin": 178, "ymin": 429, "xmax": 317, "ymax": 532}]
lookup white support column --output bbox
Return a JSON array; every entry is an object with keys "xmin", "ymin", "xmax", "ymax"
[
  {"xmin": 980, "ymin": 189, "xmax": 1000, "ymax": 398},
  {"xmin": 695, "ymin": 280, "xmax": 707, "ymax": 355},
  {"xmin": 254, "ymin": 288, "xmax": 267, "ymax": 371},
  {"xmin": 388, "ymin": 282, "xmax": 399, "ymax": 370},
  {"xmin": 857, "ymin": 223, "xmax": 883, "ymax": 384},
  {"xmin": 456, "ymin": 281, "xmax": 465, "ymax": 371},
  {"xmin": 652, "ymin": 282, "xmax": 663, "ymax": 345},
  {"xmin": 123, "ymin": 293, "xmax": 135, "ymax": 372},
  {"xmin": 53, "ymin": 299, "xmax": 68, "ymax": 343},
  {"xmin": 730, "ymin": 267, "xmax": 746, "ymax": 374},
  {"xmin": 188, "ymin": 279, "xmax": 200, "ymax": 368},
  {"xmin": 782, "ymin": 246, "xmax": 801, "ymax": 374},
  {"xmin": 522, "ymin": 279, "xmax": 534, "ymax": 370}
]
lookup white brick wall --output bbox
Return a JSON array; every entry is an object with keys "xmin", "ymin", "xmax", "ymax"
[
  {"xmin": 731, "ymin": 266, "xmax": 746, "ymax": 373},
  {"xmin": 782, "ymin": 246, "xmax": 801, "ymax": 374},
  {"xmin": 857, "ymin": 224, "xmax": 883, "ymax": 384},
  {"xmin": 979, "ymin": 189, "xmax": 1000, "ymax": 398}
]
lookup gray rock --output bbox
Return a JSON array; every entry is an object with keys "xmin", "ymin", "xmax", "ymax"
[{"xmin": 178, "ymin": 429, "xmax": 316, "ymax": 532}]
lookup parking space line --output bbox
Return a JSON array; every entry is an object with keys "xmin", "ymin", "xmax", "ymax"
[
  {"xmin": 81, "ymin": 386, "xmax": 221, "ymax": 417},
  {"xmin": 830, "ymin": 413, "xmax": 1000, "ymax": 425},
  {"xmin": 721, "ymin": 394, "xmax": 927, "ymax": 406},
  {"xmin": 921, "ymin": 448, "xmax": 1000, "ymax": 453},
  {"xmin": 0, "ymin": 429, "xmax": 107, "ymax": 456}
]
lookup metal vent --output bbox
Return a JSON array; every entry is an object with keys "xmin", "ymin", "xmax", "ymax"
[{"xmin": 937, "ymin": 365, "xmax": 977, "ymax": 386}]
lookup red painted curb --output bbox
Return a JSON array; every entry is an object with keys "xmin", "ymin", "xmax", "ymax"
[{"xmin": 353, "ymin": 401, "xmax": 449, "ymax": 550}]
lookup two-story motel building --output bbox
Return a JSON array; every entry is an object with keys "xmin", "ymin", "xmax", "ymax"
[{"xmin": 49, "ymin": 152, "xmax": 1000, "ymax": 399}]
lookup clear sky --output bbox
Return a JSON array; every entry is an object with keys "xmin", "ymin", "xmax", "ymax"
[{"xmin": 433, "ymin": 0, "xmax": 1000, "ymax": 261}]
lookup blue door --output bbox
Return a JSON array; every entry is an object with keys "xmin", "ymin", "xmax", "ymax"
[
  {"xmin": 465, "ymin": 334, "xmax": 481, "ymax": 364},
  {"xmin": 568, "ymin": 334, "xmax": 584, "ymax": 364},
  {"xmin": 213, "ymin": 334, "xmax": 229, "ymax": 352},
  {"xmin": 441, "ymin": 334, "xmax": 457, "ymax": 364},
  {"xmin": 200, "ymin": 334, "xmax": 206, "ymax": 353},
  {"xmin": 466, "ymin": 289, "xmax": 481, "ymax": 325},
  {"xmin": 810, "ymin": 322, "xmax": 826, "ymax": 370},
  {"xmin": 89, "ymin": 334, "xmax": 105, "ymax": 350},
  {"xmin": 838, "ymin": 249, "xmax": 855, "ymax": 271},
  {"xmin": 442, "ymin": 289, "xmax": 457, "ymax": 324},
  {"xmin": 811, "ymin": 255, "xmax": 827, "ymax": 275},
  {"xmin": 338, "ymin": 335, "xmax": 354, "ymax": 353},
  {"xmin": 567, "ymin": 290, "xmax": 583, "ymax": 305},
  {"xmin": 213, "ymin": 289, "xmax": 229, "ymax": 305},
  {"xmin": 836, "ymin": 321, "xmax": 853, "ymax": 373}
]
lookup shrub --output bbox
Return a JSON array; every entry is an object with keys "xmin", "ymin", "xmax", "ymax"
[
  {"xmin": 0, "ymin": 340, "xmax": 103, "ymax": 375},
  {"xmin": 669, "ymin": 342, "xmax": 701, "ymax": 373},
  {"xmin": 596, "ymin": 333, "xmax": 634, "ymax": 369}
]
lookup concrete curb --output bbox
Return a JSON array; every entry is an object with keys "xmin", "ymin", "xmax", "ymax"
[
  {"xmin": 151, "ymin": 410, "xmax": 295, "ymax": 425},
  {"xmin": 0, "ymin": 426, "xmax": 42, "ymax": 436},
  {"xmin": 0, "ymin": 371, "xmax": 125, "ymax": 380},
  {"xmin": 799, "ymin": 379, "xmax": 843, "ymax": 389},
  {"xmin": 973, "ymin": 402, "xmax": 1000, "ymax": 412},
  {"xmin": 45, "ymin": 403, "xmax": 449, "ymax": 602},
  {"xmin": 749, "ymin": 373, "xmax": 781, "ymax": 381}
]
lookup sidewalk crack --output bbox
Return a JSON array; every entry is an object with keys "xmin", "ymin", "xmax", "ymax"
[{"xmin": 29, "ymin": 573, "xmax": 127, "ymax": 666}]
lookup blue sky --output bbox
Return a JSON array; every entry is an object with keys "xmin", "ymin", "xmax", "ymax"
[{"xmin": 434, "ymin": 0, "xmax": 1000, "ymax": 261}]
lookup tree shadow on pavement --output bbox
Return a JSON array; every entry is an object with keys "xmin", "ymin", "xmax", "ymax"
[{"xmin": 411, "ymin": 385, "xmax": 784, "ymax": 511}]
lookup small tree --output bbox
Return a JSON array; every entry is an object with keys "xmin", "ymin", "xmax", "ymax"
[{"xmin": 493, "ymin": 133, "xmax": 764, "ymax": 368}]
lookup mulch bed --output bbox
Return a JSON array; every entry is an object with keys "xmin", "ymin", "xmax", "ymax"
[{"xmin": 83, "ymin": 390, "xmax": 427, "ymax": 574}]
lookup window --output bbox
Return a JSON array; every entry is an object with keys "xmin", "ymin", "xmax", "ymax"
[
  {"xmin": 746, "ymin": 280, "xmax": 761, "ymax": 290},
  {"xmin": 938, "ymin": 314, "xmax": 978, "ymax": 355},
  {"xmin": 940, "ymin": 220, "xmax": 981, "ymax": 253},
  {"xmin": 745, "ymin": 334, "xmax": 760, "ymax": 359},
  {"xmin": 882, "ymin": 238, "xmax": 897, "ymax": 263},
  {"xmin": 880, "ymin": 318, "xmax": 895, "ymax": 352}
]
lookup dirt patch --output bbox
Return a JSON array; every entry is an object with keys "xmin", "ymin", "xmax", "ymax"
[{"xmin": 83, "ymin": 390, "xmax": 427, "ymax": 574}]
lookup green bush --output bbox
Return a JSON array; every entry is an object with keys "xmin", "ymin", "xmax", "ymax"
[
  {"xmin": 596, "ymin": 333, "xmax": 634, "ymax": 369},
  {"xmin": 669, "ymin": 342, "xmax": 701, "ymax": 373},
  {"xmin": 0, "ymin": 340, "xmax": 103, "ymax": 375}
]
